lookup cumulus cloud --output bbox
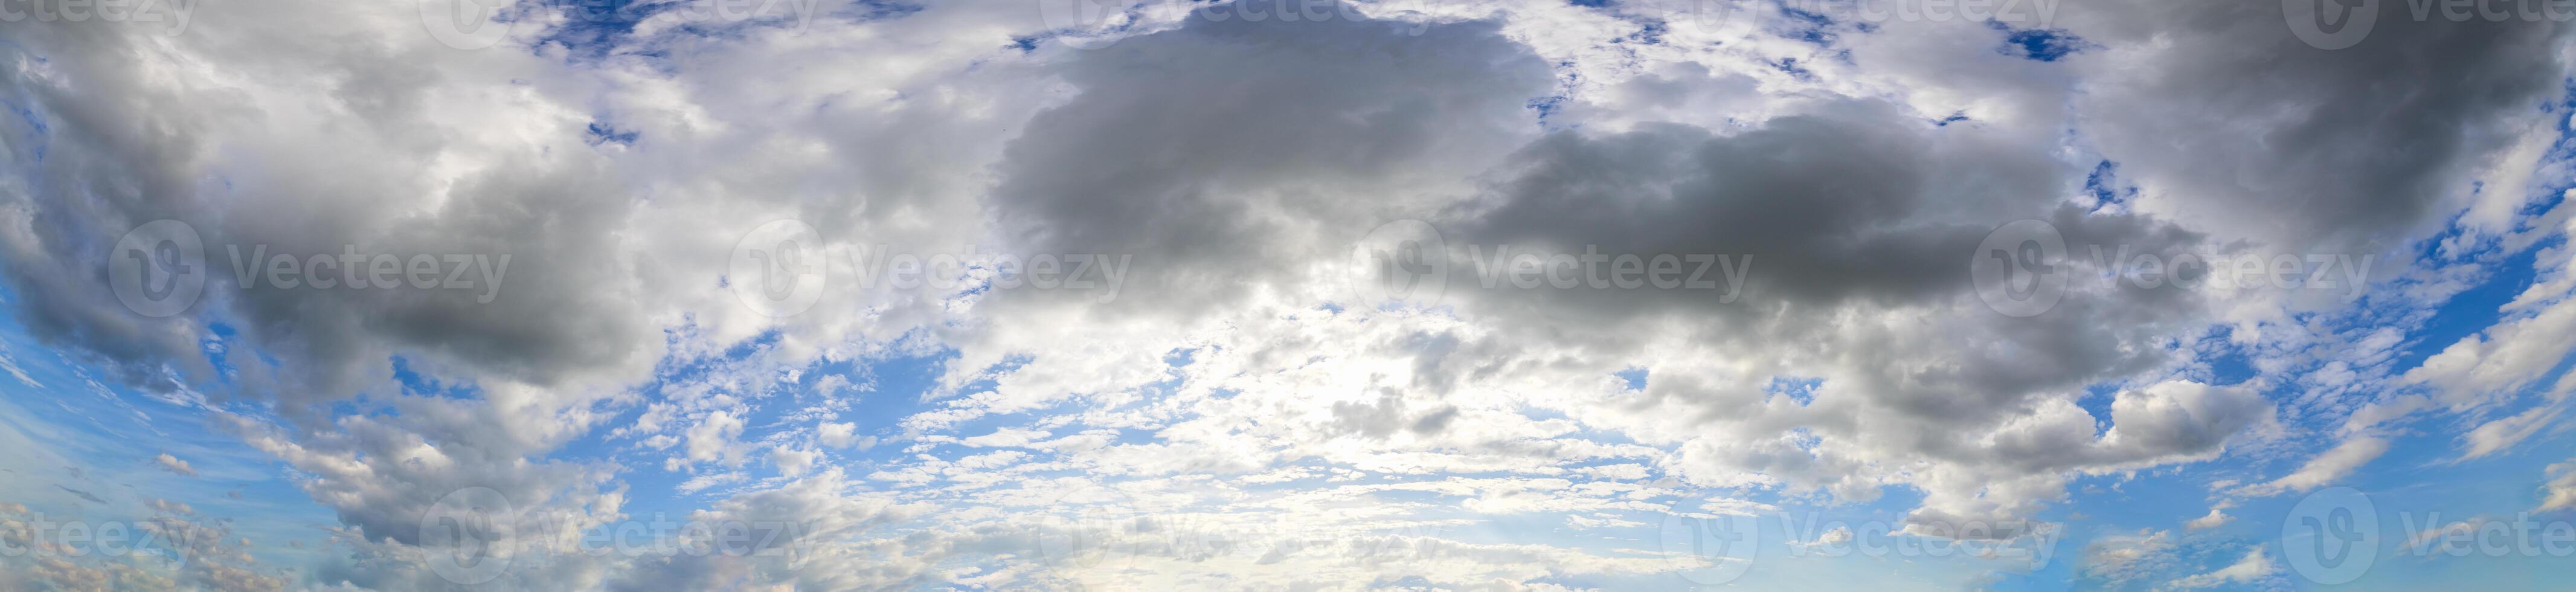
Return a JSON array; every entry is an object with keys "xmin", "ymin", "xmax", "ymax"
[
  {"xmin": 2183, "ymin": 504, "xmax": 2234, "ymax": 531},
  {"xmin": 684, "ymin": 410, "xmax": 748, "ymax": 468},
  {"xmin": 0, "ymin": 0, "xmax": 2569, "ymax": 589},
  {"xmin": 152, "ymin": 453, "xmax": 197, "ymax": 478}
]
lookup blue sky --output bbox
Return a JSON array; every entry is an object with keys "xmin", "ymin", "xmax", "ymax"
[
  {"xmin": 6, "ymin": 1, "xmax": 2576, "ymax": 590},
  {"xmin": 8, "ymin": 242, "xmax": 2575, "ymax": 588}
]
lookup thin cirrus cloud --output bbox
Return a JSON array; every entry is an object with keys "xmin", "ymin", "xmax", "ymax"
[{"xmin": 0, "ymin": 0, "xmax": 2572, "ymax": 590}]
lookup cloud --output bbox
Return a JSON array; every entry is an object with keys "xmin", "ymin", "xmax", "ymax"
[
  {"xmin": 2184, "ymin": 504, "xmax": 2233, "ymax": 531},
  {"xmin": 684, "ymin": 410, "xmax": 748, "ymax": 468},
  {"xmin": 769, "ymin": 446, "xmax": 817, "ymax": 478},
  {"xmin": 2459, "ymin": 401, "xmax": 2569, "ymax": 460},
  {"xmin": 2164, "ymin": 548, "xmax": 2276, "ymax": 590},
  {"xmin": 2080, "ymin": 529, "xmax": 2177, "ymax": 587},
  {"xmin": 0, "ymin": 0, "xmax": 2569, "ymax": 590},
  {"xmin": 152, "ymin": 453, "xmax": 197, "ymax": 478},
  {"xmin": 817, "ymin": 422, "xmax": 856, "ymax": 447},
  {"xmin": 2404, "ymin": 288, "xmax": 2576, "ymax": 411},
  {"xmin": 0, "ymin": 346, "xmax": 37, "ymax": 388},
  {"xmin": 54, "ymin": 486, "xmax": 104, "ymax": 504},
  {"xmin": 2239, "ymin": 436, "xmax": 2390, "ymax": 497},
  {"xmin": 2404, "ymin": 517, "xmax": 2491, "ymax": 551},
  {"xmin": 956, "ymin": 427, "xmax": 1050, "ymax": 448},
  {"xmin": 2066, "ymin": 0, "xmax": 2569, "ymax": 254},
  {"xmin": 2543, "ymin": 459, "xmax": 2576, "ymax": 512}
]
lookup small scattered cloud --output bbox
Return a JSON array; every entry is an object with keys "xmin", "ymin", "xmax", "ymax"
[{"xmin": 153, "ymin": 453, "xmax": 198, "ymax": 477}]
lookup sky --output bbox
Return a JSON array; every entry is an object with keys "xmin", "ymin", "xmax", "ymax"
[{"xmin": 2, "ymin": 0, "xmax": 2575, "ymax": 590}]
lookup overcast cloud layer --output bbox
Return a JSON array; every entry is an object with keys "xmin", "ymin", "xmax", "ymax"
[{"xmin": 4, "ymin": 0, "xmax": 2576, "ymax": 590}]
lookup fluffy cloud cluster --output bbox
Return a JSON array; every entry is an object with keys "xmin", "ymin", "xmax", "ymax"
[{"xmin": 1, "ymin": 0, "xmax": 2572, "ymax": 589}]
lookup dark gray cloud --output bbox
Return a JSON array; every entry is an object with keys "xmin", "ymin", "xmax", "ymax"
[
  {"xmin": 1, "ymin": 0, "xmax": 2571, "ymax": 589},
  {"xmin": 981, "ymin": 5, "xmax": 1554, "ymax": 318},
  {"xmin": 0, "ymin": 18, "xmax": 661, "ymax": 413},
  {"xmin": 2065, "ymin": 0, "xmax": 2570, "ymax": 252}
]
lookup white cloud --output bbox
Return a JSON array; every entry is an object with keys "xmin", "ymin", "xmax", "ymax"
[
  {"xmin": 2543, "ymin": 459, "xmax": 2576, "ymax": 512},
  {"xmin": 2184, "ymin": 504, "xmax": 2233, "ymax": 530},
  {"xmin": 0, "ymin": 346, "xmax": 37, "ymax": 388},
  {"xmin": 770, "ymin": 446, "xmax": 818, "ymax": 478},
  {"xmin": 2080, "ymin": 529, "xmax": 2177, "ymax": 587},
  {"xmin": 2165, "ymin": 549, "xmax": 2276, "ymax": 590},
  {"xmin": 0, "ymin": 0, "xmax": 2569, "ymax": 590},
  {"xmin": 957, "ymin": 427, "xmax": 1050, "ymax": 448},
  {"xmin": 153, "ymin": 453, "xmax": 197, "ymax": 478},
  {"xmin": 2239, "ymin": 436, "xmax": 2390, "ymax": 497},
  {"xmin": 817, "ymin": 421, "xmax": 874, "ymax": 451},
  {"xmin": 686, "ymin": 411, "xmax": 748, "ymax": 468},
  {"xmin": 2459, "ymin": 401, "xmax": 2569, "ymax": 460}
]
